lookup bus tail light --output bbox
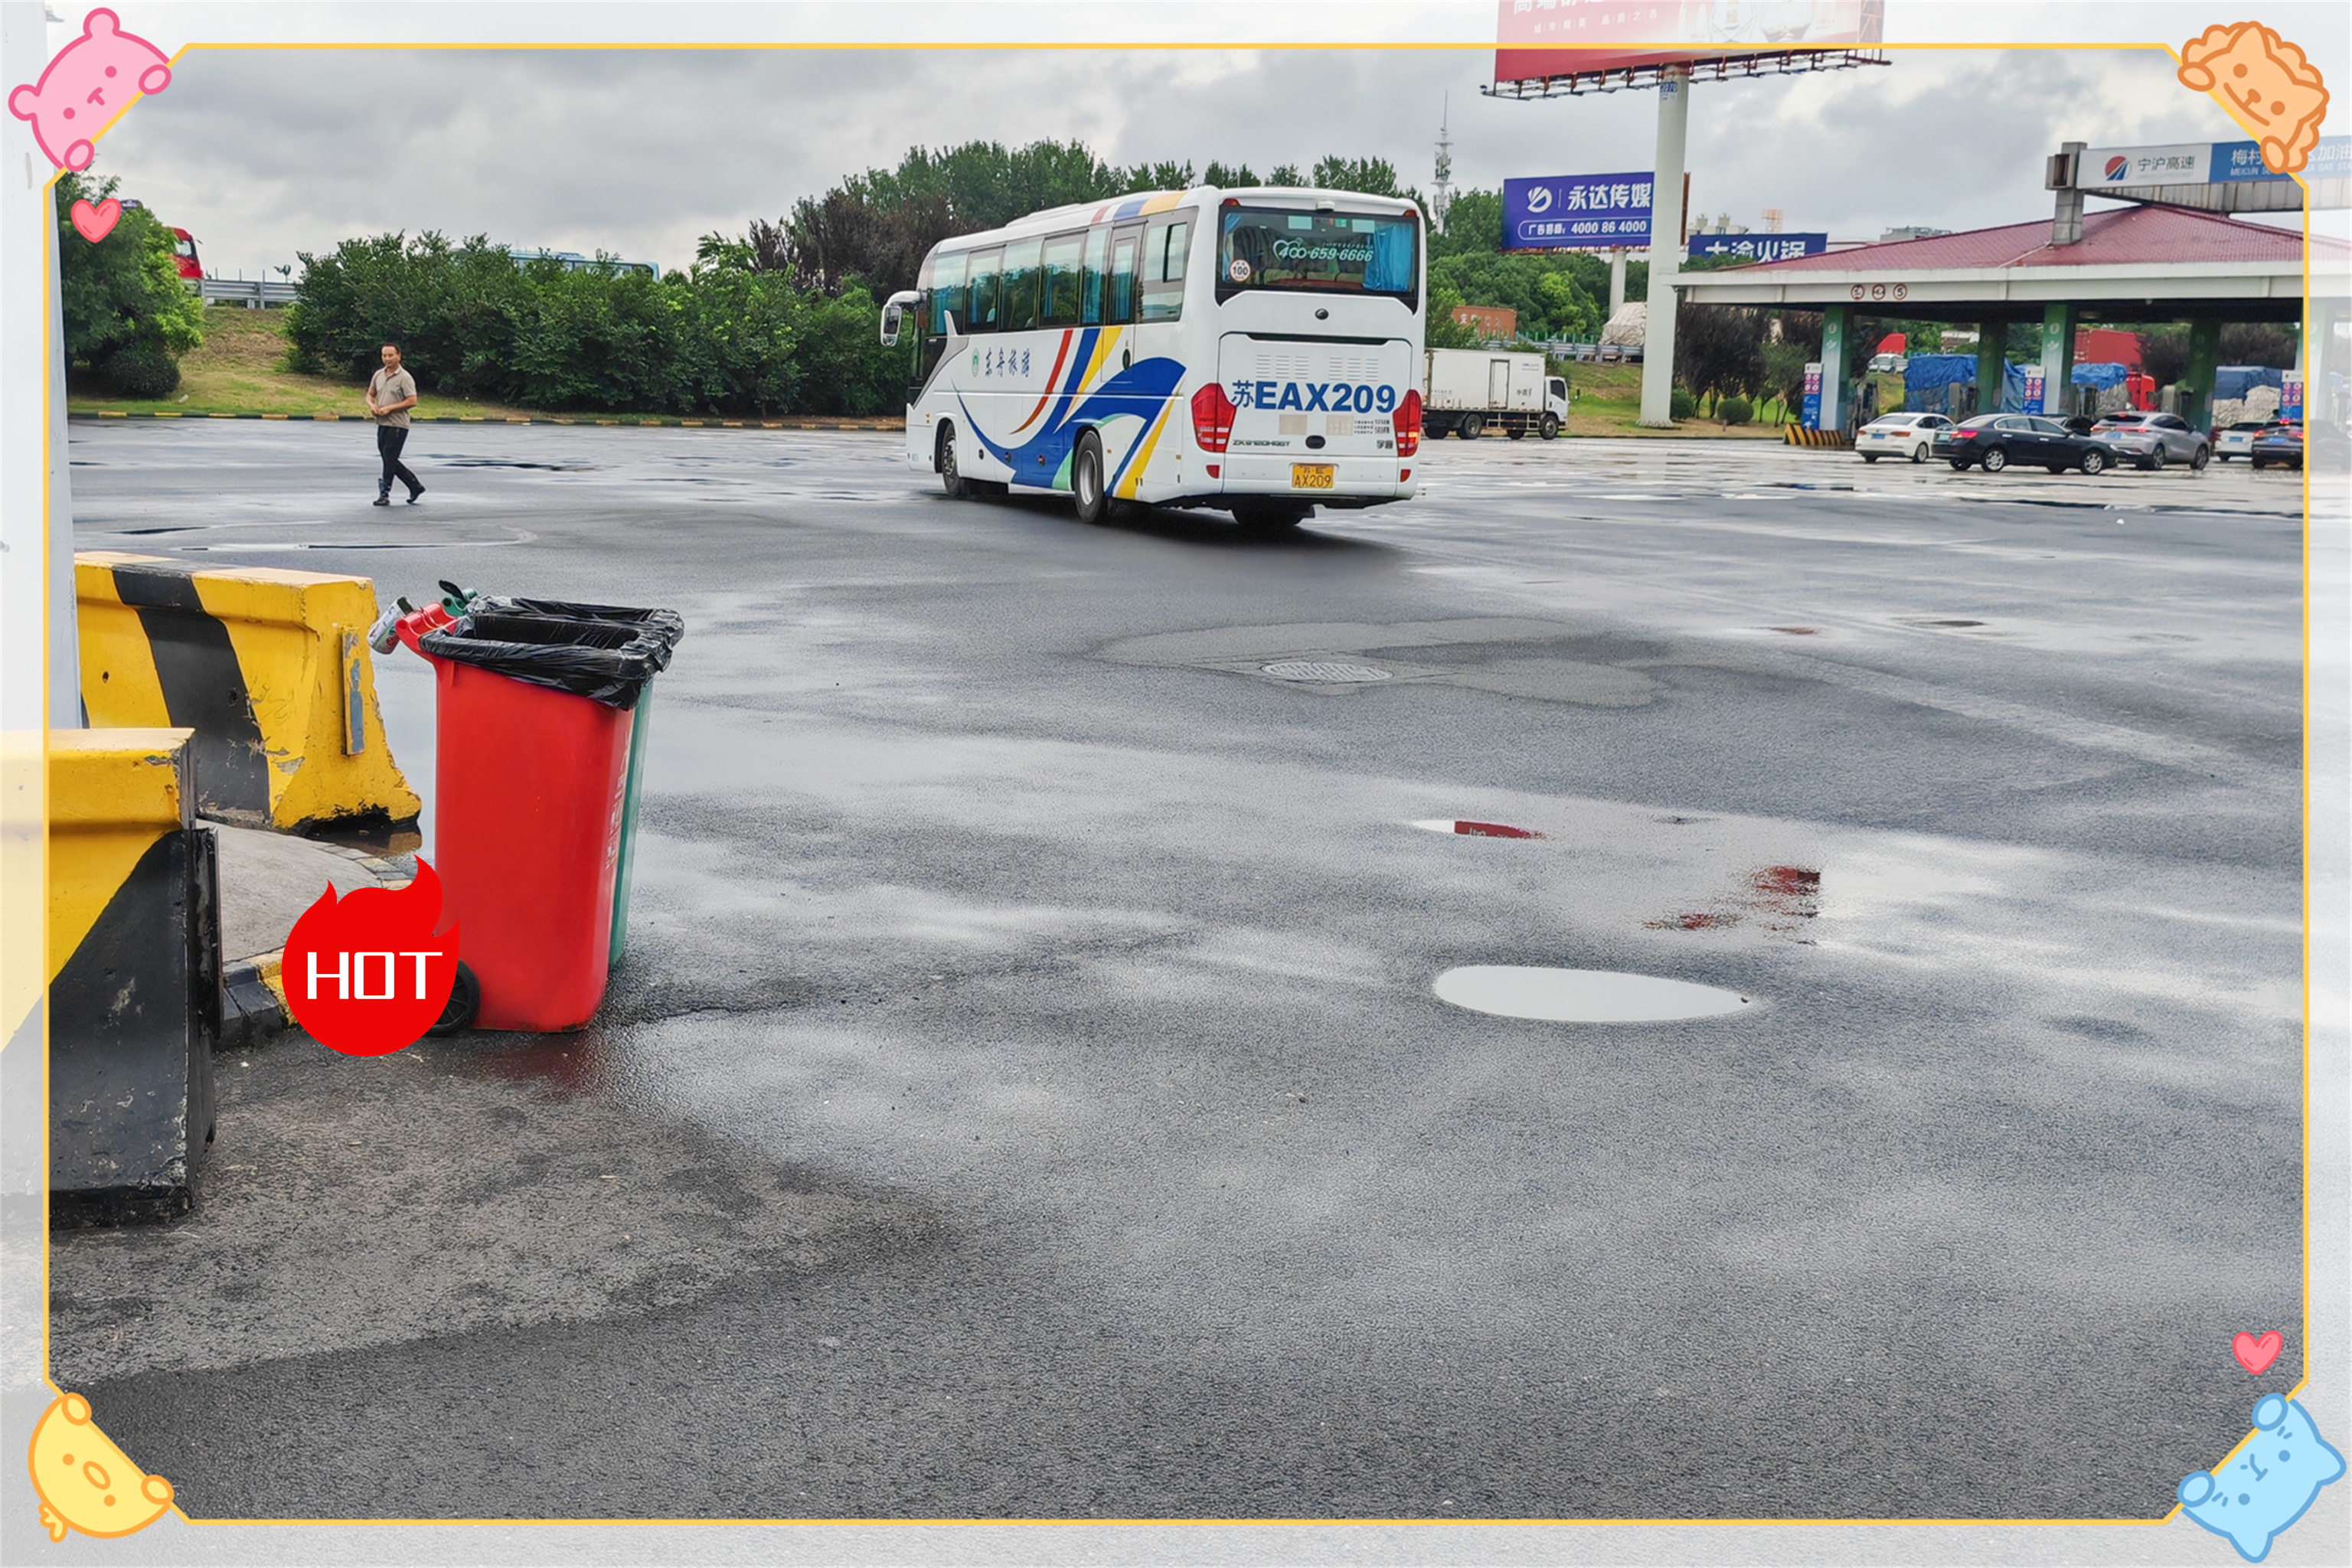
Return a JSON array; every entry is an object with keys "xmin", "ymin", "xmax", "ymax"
[
  {"xmin": 1191, "ymin": 383, "xmax": 1235, "ymax": 454},
  {"xmin": 1394, "ymin": 389, "xmax": 1423, "ymax": 458}
]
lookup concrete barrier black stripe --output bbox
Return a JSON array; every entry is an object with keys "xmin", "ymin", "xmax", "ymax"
[
  {"xmin": 49, "ymin": 828, "xmax": 218, "ymax": 1220},
  {"xmin": 109, "ymin": 564, "xmax": 274, "ymax": 825}
]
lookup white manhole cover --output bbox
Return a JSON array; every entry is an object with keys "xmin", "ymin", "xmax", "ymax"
[
  {"xmin": 1262, "ymin": 661, "xmax": 1391, "ymax": 683},
  {"xmin": 1433, "ymin": 965, "xmax": 1751, "ymax": 1022}
]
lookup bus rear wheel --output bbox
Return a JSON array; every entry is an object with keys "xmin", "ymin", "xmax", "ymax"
[
  {"xmin": 1072, "ymin": 430, "xmax": 1111, "ymax": 525},
  {"xmin": 939, "ymin": 425, "xmax": 970, "ymax": 499}
]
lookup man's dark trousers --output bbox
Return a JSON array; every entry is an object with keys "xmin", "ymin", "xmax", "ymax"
[{"xmin": 377, "ymin": 424, "xmax": 421, "ymax": 499}]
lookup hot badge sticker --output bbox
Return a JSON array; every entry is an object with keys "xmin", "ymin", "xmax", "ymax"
[
  {"xmin": 282, "ymin": 857, "xmax": 460, "ymax": 1054},
  {"xmin": 1228, "ymin": 257, "xmax": 1253, "ymax": 283}
]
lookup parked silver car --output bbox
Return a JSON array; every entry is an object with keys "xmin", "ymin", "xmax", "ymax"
[{"xmin": 2089, "ymin": 411, "xmax": 2210, "ymax": 471}]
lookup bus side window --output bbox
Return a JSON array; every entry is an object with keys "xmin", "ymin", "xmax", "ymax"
[
  {"xmin": 1040, "ymin": 232, "xmax": 1083, "ymax": 328},
  {"xmin": 1108, "ymin": 229, "xmax": 1141, "ymax": 325},
  {"xmin": 968, "ymin": 247, "xmax": 1002, "ymax": 333},
  {"xmin": 929, "ymin": 251, "xmax": 968, "ymax": 336},
  {"xmin": 1001, "ymin": 238, "xmax": 1042, "ymax": 334},
  {"xmin": 1079, "ymin": 228, "xmax": 1109, "ymax": 326},
  {"xmin": 1141, "ymin": 218, "xmax": 1187, "ymax": 322}
]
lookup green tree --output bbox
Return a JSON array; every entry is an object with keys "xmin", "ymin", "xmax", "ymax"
[
  {"xmin": 54, "ymin": 170, "xmax": 203, "ymax": 374},
  {"xmin": 1202, "ymin": 161, "xmax": 1258, "ymax": 188},
  {"xmin": 1312, "ymin": 155, "xmax": 1400, "ymax": 198},
  {"xmin": 1431, "ymin": 188, "xmax": 1501, "ymax": 256}
]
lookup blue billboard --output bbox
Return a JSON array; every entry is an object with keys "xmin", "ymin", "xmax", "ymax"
[
  {"xmin": 2212, "ymin": 135, "xmax": 2350, "ymax": 182},
  {"xmin": 1504, "ymin": 172, "xmax": 1657, "ymax": 250},
  {"xmin": 1687, "ymin": 233, "xmax": 1828, "ymax": 263}
]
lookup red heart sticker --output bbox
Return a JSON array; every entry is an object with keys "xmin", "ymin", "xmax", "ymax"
[
  {"xmin": 2233, "ymin": 1330, "xmax": 2283, "ymax": 1376},
  {"xmin": 69, "ymin": 197, "xmax": 120, "ymax": 243}
]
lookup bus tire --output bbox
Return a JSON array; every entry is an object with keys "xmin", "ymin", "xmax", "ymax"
[
  {"xmin": 939, "ymin": 424, "xmax": 971, "ymax": 499},
  {"xmin": 1071, "ymin": 429, "xmax": 1112, "ymax": 525},
  {"xmin": 1459, "ymin": 413, "xmax": 1485, "ymax": 440},
  {"xmin": 1538, "ymin": 413, "xmax": 1560, "ymax": 439}
]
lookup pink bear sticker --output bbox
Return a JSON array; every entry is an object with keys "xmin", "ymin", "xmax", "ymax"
[{"xmin": 8, "ymin": 8, "xmax": 172, "ymax": 173}]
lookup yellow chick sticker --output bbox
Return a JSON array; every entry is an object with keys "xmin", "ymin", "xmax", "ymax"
[
  {"xmin": 2177, "ymin": 21, "xmax": 2331, "ymax": 174},
  {"xmin": 25, "ymin": 1392, "xmax": 175, "ymax": 1543}
]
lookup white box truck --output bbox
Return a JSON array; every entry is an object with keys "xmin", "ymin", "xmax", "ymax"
[{"xmin": 1423, "ymin": 349, "xmax": 1570, "ymax": 440}]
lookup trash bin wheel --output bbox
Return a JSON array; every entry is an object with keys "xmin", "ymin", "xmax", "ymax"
[{"xmin": 428, "ymin": 962, "xmax": 480, "ymax": 1037}]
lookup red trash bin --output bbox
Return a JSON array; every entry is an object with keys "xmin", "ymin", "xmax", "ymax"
[{"xmin": 395, "ymin": 605, "xmax": 642, "ymax": 1032}]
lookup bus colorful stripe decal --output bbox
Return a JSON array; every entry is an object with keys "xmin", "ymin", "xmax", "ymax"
[
  {"xmin": 1011, "ymin": 329, "xmax": 1078, "ymax": 434},
  {"xmin": 1112, "ymin": 401, "xmax": 1174, "ymax": 499},
  {"xmin": 1077, "ymin": 327, "xmax": 1122, "ymax": 398}
]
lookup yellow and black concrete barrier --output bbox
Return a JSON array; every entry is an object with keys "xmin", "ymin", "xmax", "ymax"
[
  {"xmin": 76, "ymin": 554, "xmax": 420, "ymax": 835},
  {"xmin": 48, "ymin": 729, "xmax": 218, "ymax": 1220},
  {"xmin": 1783, "ymin": 425, "xmax": 1856, "ymax": 449}
]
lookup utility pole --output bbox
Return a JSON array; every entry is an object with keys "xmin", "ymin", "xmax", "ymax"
[
  {"xmin": 1636, "ymin": 66, "xmax": 1690, "ymax": 426},
  {"xmin": 1431, "ymin": 93, "xmax": 1454, "ymax": 234}
]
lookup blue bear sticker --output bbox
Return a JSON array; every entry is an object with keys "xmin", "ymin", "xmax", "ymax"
[{"xmin": 2178, "ymin": 1393, "xmax": 2345, "ymax": 1562}]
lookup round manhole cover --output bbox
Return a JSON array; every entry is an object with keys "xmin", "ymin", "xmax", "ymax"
[{"xmin": 1262, "ymin": 661, "xmax": 1391, "ymax": 683}]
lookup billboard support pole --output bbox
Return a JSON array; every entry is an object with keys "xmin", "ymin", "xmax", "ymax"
[
  {"xmin": 1608, "ymin": 248, "xmax": 1627, "ymax": 316},
  {"xmin": 1637, "ymin": 67, "xmax": 1690, "ymax": 426}
]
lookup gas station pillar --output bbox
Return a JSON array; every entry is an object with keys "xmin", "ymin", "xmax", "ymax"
[
  {"xmin": 1976, "ymin": 323, "xmax": 2007, "ymax": 416},
  {"xmin": 1818, "ymin": 305, "xmax": 1847, "ymax": 433},
  {"xmin": 2184, "ymin": 317, "xmax": 2221, "ymax": 431},
  {"xmin": 2040, "ymin": 302, "xmax": 2077, "ymax": 416}
]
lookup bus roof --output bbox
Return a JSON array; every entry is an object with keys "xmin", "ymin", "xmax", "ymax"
[{"xmin": 929, "ymin": 187, "xmax": 1422, "ymax": 255}]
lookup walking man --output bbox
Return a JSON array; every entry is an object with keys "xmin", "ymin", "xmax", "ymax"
[{"xmin": 366, "ymin": 341, "xmax": 425, "ymax": 505}]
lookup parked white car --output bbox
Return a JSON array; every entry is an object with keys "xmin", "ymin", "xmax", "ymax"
[
  {"xmin": 2212, "ymin": 420, "xmax": 2275, "ymax": 462},
  {"xmin": 1856, "ymin": 412, "xmax": 1952, "ymax": 462}
]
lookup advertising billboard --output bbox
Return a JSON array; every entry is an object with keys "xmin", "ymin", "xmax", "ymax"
[
  {"xmin": 1504, "ymin": 172, "xmax": 1658, "ymax": 250},
  {"xmin": 2080, "ymin": 136, "xmax": 2347, "ymax": 186},
  {"xmin": 1688, "ymin": 232, "xmax": 1827, "ymax": 263},
  {"xmin": 1496, "ymin": 0, "xmax": 1884, "ymax": 85}
]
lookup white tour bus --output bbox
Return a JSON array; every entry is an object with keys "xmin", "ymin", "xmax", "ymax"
[{"xmin": 881, "ymin": 186, "xmax": 1426, "ymax": 531}]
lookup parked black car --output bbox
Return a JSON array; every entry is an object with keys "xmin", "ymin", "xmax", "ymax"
[
  {"xmin": 2249, "ymin": 420, "xmax": 2304, "ymax": 470},
  {"xmin": 1944, "ymin": 413, "xmax": 2115, "ymax": 474}
]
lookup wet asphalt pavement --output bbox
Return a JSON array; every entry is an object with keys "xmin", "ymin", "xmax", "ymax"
[{"xmin": 47, "ymin": 420, "xmax": 2314, "ymax": 1521}]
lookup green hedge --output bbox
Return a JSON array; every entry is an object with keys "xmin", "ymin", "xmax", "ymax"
[{"xmin": 286, "ymin": 233, "xmax": 903, "ymax": 416}]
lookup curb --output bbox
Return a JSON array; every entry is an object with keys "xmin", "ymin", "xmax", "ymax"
[
  {"xmin": 215, "ymin": 841, "xmax": 416, "ymax": 1055},
  {"xmin": 1783, "ymin": 426, "xmax": 1856, "ymax": 449},
  {"xmin": 220, "ymin": 952, "xmax": 289, "ymax": 1054},
  {"xmin": 72, "ymin": 411, "xmax": 900, "ymax": 431}
]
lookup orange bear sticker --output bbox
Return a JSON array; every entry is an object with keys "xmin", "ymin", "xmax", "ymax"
[{"xmin": 2177, "ymin": 21, "xmax": 2331, "ymax": 175}]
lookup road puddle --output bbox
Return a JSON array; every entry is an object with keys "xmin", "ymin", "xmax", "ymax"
[{"xmin": 1433, "ymin": 965, "xmax": 1751, "ymax": 1022}]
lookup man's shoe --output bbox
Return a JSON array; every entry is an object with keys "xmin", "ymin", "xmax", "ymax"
[
  {"xmin": 372, "ymin": 495, "xmax": 391, "ymax": 507},
  {"xmin": 406, "ymin": 486, "xmax": 425, "ymax": 505}
]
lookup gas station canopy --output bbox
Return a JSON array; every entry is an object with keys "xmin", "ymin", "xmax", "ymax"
[{"xmin": 1672, "ymin": 204, "xmax": 2337, "ymax": 323}]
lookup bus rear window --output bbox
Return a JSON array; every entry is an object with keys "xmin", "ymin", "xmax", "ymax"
[{"xmin": 1218, "ymin": 207, "xmax": 1417, "ymax": 303}]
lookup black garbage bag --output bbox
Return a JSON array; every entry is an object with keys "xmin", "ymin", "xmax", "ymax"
[
  {"xmin": 418, "ymin": 601, "xmax": 684, "ymax": 710},
  {"xmin": 470, "ymin": 597, "xmax": 687, "ymax": 669}
]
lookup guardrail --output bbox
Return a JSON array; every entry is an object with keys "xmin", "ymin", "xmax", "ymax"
[{"xmin": 191, "ymin": 278, "xmax": 298, "ymax": 308}]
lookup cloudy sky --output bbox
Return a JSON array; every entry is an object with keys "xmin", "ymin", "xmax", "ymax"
[{"xmin": 76, "ymin": 6, "xmax": 2347, "ymax": 283}]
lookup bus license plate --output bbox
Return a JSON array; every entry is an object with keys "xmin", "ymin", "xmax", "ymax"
[{"xmin": 1291, "ymin": 464, "xmax": 1335, "ymax": 489}]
